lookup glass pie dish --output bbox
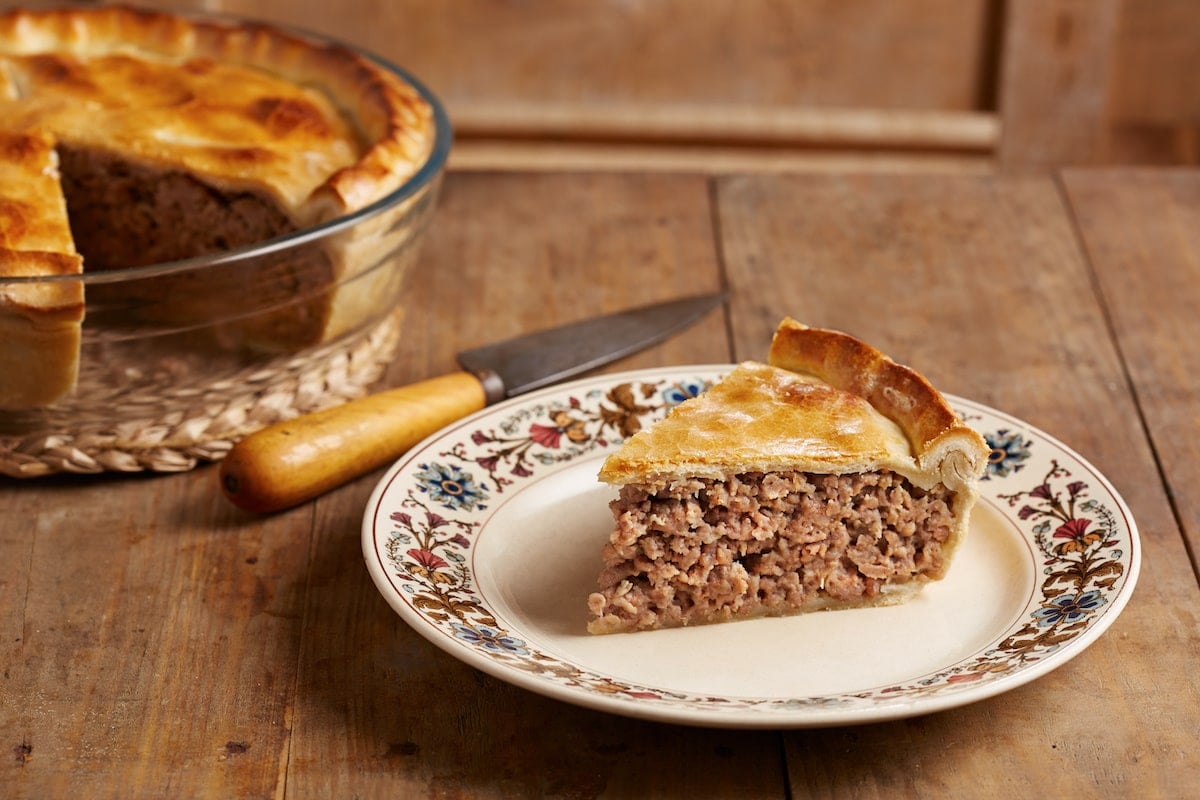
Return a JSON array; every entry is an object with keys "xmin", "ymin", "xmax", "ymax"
[{"xmin": 0, "ymin": 20, "xmax": 451, "ymax": 477}]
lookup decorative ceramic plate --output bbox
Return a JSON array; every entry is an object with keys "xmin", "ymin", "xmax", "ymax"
[{"xmin": 362, "ymin": 366, "xmax": 1140, "ymax": 728}]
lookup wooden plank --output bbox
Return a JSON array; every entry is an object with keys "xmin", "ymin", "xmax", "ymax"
[
  {"xmin": 1101, "ymin": 1, "xmax": 1200, "ymax": 165},
  {"xmin": 0, "ymin": 469, "xmax": 311, "ymax": 798},
  {"xmin": 1103, "ymin": 123, "xmax": 1200, "ymax": 167},
  {"xmin": 1061, "ymin": 168, "xmax": 1200, "ymax": 570},
  {"xmin": 449, "ymin": 105, "xmax": 999, "ymax": 151},
  {"xmin": 715, "ymin": 172, "xmax": 1200, "ymax": 798},
  {"xmin": 447, "ymin": 106, "xmax": 999, "ymax": 171},
  {"xmin": 450, "ymin": 139, "xmax": 996, "ymax": 175},
  {"xmin": 1109, "ymin": 0, "xmax": 1200, "ymax": 125},
  {"xmin": 280, "ymin": 171, "xmax": 779, "ymax": 797},
  {"xmin": 214, "ymin": 0, "xmax": 995, "ymax": 114},
  {"xmin": 998, "ymin": 0, "xmax": 1121, "ymax": 168}
]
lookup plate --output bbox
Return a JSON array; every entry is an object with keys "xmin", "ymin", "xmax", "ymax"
[{"xmin": 362, "ymin": 366, "xmax": 1140, "ymax": 728}]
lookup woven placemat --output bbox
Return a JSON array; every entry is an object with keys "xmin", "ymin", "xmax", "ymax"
[{"xmin": 0, "ymin": 312, "xmax": 402, "ymax": 478}]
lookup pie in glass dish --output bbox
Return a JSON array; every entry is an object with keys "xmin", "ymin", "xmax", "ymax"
[
  {"xmin": 588, "ymin": 318, "xmax": 990, "ymax": 634},
  {"xmin": 0, "ymin": 6, "xmax": 448, "ymax": 477},
  {"xmin": 0, "ymin": 4, "xmax": 437, "ymax": 409}
]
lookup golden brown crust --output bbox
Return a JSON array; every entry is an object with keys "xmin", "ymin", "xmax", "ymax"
[
  {"xmin": 0, "ymin": 5, "xmax": 434, "ymax": 221},
  {"xmin": 0, "ymin": 130, "xmax": 75, "ymax": 255},
  {"xmin": 0, "ymin": 304, "xmax": 81, "ymax": 408},
  {"xmin": 0, "ymin": 129, "xmax": 84, "ymax": 407},
  {"xmin": 598, "ymin": 361, "xmax": 916, "ymax": 484},
  {"xmin": 0, "ymin": 129, "xmax": 83, "ymax": 318},
  {"xmin": 766, "ymin": 318, "xmax": 988, "ymax": 490},
  {"xmin": 599, "ymin": 319, "xmax": 988, "ymax": 494},
  {"xmin": 0, "ymin": 248, "xmax": 83, "ymax": 317}
]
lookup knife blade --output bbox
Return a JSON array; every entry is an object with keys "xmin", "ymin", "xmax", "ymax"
[{"xmin": 218, "ymin": 292, "xmax": 724, "ymax": 512}]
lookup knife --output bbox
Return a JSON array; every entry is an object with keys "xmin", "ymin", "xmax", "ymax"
[{"xmin": 218, "ymin": 293, "xmax": 724, "ymax": 512}]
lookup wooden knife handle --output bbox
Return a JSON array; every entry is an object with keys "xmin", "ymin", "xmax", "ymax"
[{"xmin": 219, "ymin": 371, "xmax": 488, "ymax": 513}]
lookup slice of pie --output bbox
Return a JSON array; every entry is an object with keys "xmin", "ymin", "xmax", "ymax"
[
  {"xmin": 587, "ymin": 318, "xmax": 989, "ymax": 634},
  {"xmin": 0, "ymin": 6, "xmax": 437, "ymax": 408}
]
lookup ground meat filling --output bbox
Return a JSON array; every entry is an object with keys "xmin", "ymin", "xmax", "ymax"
[
  {"xmin": 56, "ymin": 144, "xmax": 337, "ymax": 349},
  {"xmin": 588, "ymin": 470, "xmax": 956, "ymax": 631},
  {"xmin": 59, "ymin": 145, "xmax": 298, "ymax": 270}
]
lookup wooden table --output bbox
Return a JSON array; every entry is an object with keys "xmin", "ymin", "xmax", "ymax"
[{"xmin": 3, "ymin": 168, "xmax": 1198, "ymax": 798}]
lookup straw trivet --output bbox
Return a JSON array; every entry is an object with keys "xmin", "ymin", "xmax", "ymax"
[{"xmin": 0, "ymin": 312, "xmax": 402, "ymax": 478}]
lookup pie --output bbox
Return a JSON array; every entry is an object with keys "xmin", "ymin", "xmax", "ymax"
[
  {"xmin": 587, "ymin": 318, "xmax": 990, "ymax": 634},
  {"xmin": 0, "ymin": 6, "xmax": 436, "ymax": 408}
]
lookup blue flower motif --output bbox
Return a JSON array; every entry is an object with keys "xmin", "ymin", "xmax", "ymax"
[
  {"xmin": 1032, "ymin": 590, "xmax": 1107, "ymax": 628},
  {"xmin": 662, "ymin": 378, "xmax": 708, "ymax": 406},
  {"xmin": 414, "ymin": 462, "xmax": 488, "ymax": 511},
  {"xmin": 983, "ymin": 429, "xmax": 1032, "ymax": 479},
  {"xmin": 451, "ymin": 623, "xmax": 528, "ymax": 655}
]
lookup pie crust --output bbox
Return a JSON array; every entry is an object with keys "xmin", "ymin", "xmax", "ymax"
[
  {"xmin": 0, "ymin": 130, "xmax": 83, "ymax": 407},
  {"xmin": 0, "ymin": 5, "xmax": 437, "ymax": 408},
  {"xmin": 600, "ymin": 318, "xmax": 989, "ymax": 492}
]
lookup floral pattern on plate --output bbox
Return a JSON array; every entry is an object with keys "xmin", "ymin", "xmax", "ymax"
[
  {"xmin": 363, "ymin": 367, "xmax": 1139, "ymax": 727},
  {"xmin": 379, "ymin": 375, "xmax": 709, "ymax": 644}
]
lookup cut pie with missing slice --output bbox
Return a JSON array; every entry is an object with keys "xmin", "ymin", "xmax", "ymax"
[
  {"xmin": 0, "ymin": 5, "xmax": 437, "ymax": 408},
  {"xmin": 587, "ymin": 318, "xmax": 989, "ymax": 634}
]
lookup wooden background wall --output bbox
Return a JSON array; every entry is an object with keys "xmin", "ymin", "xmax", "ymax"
[{"xmin": 12, "ymin": 0, "xmax": 1200, "ymax": 172}]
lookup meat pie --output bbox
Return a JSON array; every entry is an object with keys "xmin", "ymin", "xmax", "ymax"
[
  {"xmin": 587, "ymin": 318, "xmax": 989, "ymax": 634},
  {"xmin": 0, "ymin": 6, "xmax": 436, "ymax": 408}
]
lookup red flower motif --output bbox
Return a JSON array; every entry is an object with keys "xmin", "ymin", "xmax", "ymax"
[
  {"xmin": 407, "ymin": 548, "xmax": 448, "ymax": 570},
  {"xmin": 529, "ymin": 423, "xmax": 563, "ymax": 448},
  {"xmin": 1053, "ymin": 518, "xmax": 1092, "ymax": 540},
  {"xmin": 1053, "ymin": 517, "xmax": 1102, "ymax": 554}
]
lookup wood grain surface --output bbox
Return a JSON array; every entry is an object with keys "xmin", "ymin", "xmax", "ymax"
[
  {"xmin": 1061, "ymin": 169, "xmax": 1200, "ymax": 571},
  {"xmin": 3, "ymin": 169, "xmax": 1199, "ymax": 798},
  {"xmin": 211, "ymin": 0, "xmax": 993, "ymax": 113}
]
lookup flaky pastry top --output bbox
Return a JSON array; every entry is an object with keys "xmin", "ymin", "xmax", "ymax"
[
  {"xmin": 0, "ymin": 5, "xmax": 436, "ymax": 222},
  {"xmin": 599, "ymin": 318, "xmax": 989, "ymax": 493},
  {"xmin": 0, "ymin": 129, "xmax": 82, "ymax": 323}
]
